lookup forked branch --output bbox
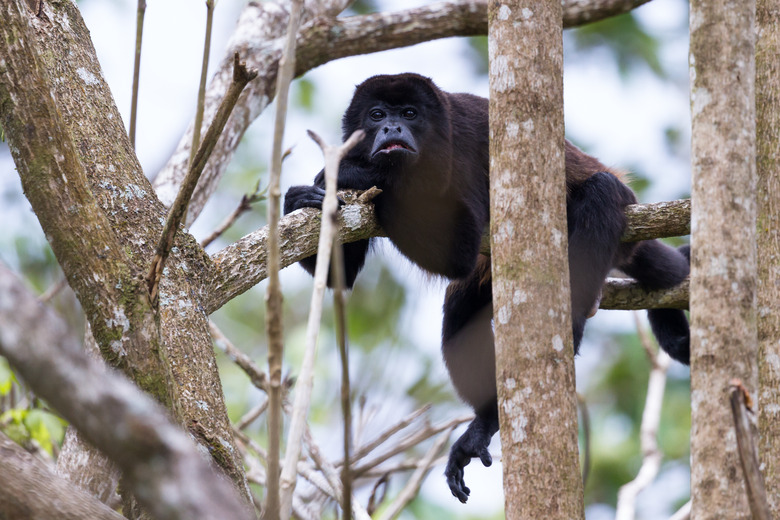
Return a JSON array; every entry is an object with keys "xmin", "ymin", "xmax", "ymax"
[{"xmin": 146, "ymin": 53, "xmax": 257, "ymax": 304}]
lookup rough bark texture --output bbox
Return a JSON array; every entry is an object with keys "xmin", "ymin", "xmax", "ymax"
[
  {"xmin": 0, "ymin": 264, "xmax": 254, "ymax": 520},
  {"xmin": 756, "ymin": 0, "xmax": 780, "ymax": 514},
  {"xmin": 689, "ymin": 1, "xmax": 757, "ymax": 518},
  {"xmin": 488, "ymin": 1, "xmax": 584, "ymax": 518},
  {"xmin": 208, "ymin": 194, "xmax": 383, "ymax": 313},
  {"xmin": 0, "ymin": 432, "xmax": 124, "ymax": 520},
  {"xmin": 600, "ymin": 277, "xmax": 688, "ymax": 310},
  {"xmin": 0, "ymin": 0, "xmax": 249, "ymax": 501},
  {"xmin": 622, "ymin": 199, "xmax": 690, "ymax": 242}
]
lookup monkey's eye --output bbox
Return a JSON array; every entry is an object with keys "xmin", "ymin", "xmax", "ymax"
[
  {"xmin": 369, "ymin": 109, "xmax": 385, "ymax": 121},
  {"xmin": 402, "ymin": 108, "xmax": 417, "ymax": 120}
]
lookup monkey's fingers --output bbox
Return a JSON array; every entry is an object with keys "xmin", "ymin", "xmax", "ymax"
[{"xmin": 444, "ymin": 460, "xmax": 471, "ymax": 503}]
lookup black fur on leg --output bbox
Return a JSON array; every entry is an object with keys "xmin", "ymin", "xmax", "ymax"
[
  {"xmin": 445, "ymin": 404, "xmax": 499, "ymax": 504},
  {"xmin": 621, "ymin": 242, "xmax": 691, "ymax": 364}
]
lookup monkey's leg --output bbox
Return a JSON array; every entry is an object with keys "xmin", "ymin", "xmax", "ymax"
[{"xmin": 441, "ymin": 257, "xmax": 497, "ymax": 503}]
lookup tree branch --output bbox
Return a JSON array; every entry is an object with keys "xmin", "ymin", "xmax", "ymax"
[
  {"xmin": 279, "ymin": 129, "xmax": 365, "ymax": 519},
  {"xmin": 615, "ymin": 315, "xmax": 670, "ymax": 520},
  {"xmin": 147, "ymin": 53, "xmax": 257, "ymax": 305},
  {"xmin": 0, "ymin": 432, "xmax": 124, "ymax": 520},
  {"xmin": 0, "ymin": 264, "xmax": 253, "ymax": 520},
  {"xmin": 729, "ymin": 380, "xmax": 771, "ymax": 520},
  {"xmin": 207, "ymin": 197, "xmax": 689, "ymax": 314},
  {"xmin": 154, "ymin": 0, "xmax": 655, "ymax": 223},
  {"xmin": 4, "ymin": 0, "xmax": 253, "ymax": 496}
]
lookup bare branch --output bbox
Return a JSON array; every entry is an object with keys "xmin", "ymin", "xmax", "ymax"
[
  {"xmin": 615, "ymin": 314, "xmax": 670, "ymax": 520},
  {"xmin": 729, "ymin": 380, "xmax": 771, "ymax": 520},
  {"xmin": 210, "ymin": 320, "xmax": 270, "ymax": 392},
  {"xmin": 146, "ymin": 53, "xmax": 257, "ymax": 304},
  {"xmin": 0, "ymin": 432, "xmax": 124, "ymax": 520},
  {"xmin": 200, "ymin": 184, "xmax": 268, "ymax": 249},
  {"xmin": 351, "ymin": 405, "xmax": 432, "ymax": 463},
  {"xmin": 622, "ymin": 199, "xmax": 690, "ymax": 242},
  {"xmin": 331, "ymin": 222, "xmax": 353, "ymax": 520},
  {"xmin": 600, "ymin": 276, "xmax": 689, "ymax": 310},
  {"xmin": 207, "ymin": 198, "xmax": 689, "ymax": 314},
  {"xmin": 0, "ymin": 264, "xmax": 253, "ymax": 520},
  {"xmin": 279, "ymin": 129, "xmax": 365, "ymax": 519},
  {"xmin": 190, "ymin": 0, "xmax": 216, "ymax": 169},
  {"xmin": 128, "ymin": 0, "xmax": 146, "ymax": 147},
  {"xmin": 155, "ymin": 0, "xmax": 655, "ymax": 223},
  {"xmin": 375, "ymin": 428, "xmax": 454, "ymax": 520},
  {"xmin": 266, "ymin": 1, "xmax": 305, "ymax": 515}
]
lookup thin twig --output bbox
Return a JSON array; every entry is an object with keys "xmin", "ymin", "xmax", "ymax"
[
  {"xmin": 199, "ymin": 182, "xmax": 268, "ymax": 248},
  {"xmin": 235, "ymin": 399, "xmax": 269, "ymax": 431},
  {"xmin": 350, "ymin": 404, "xmax": 431, "ymax": 463},
  {"xmin": 668, "ymin": 500, "xmax": 691, "ymax": 520},
  {"xmin": 577, "ymin": 393, "xmax": 591, "ymax": 489},
  {"xmin": 302, "ymin": 426, "xmax": 372, "ymax": 520},
  {"xmin": 38, "ymin": 277, "xmax": 67, "ymax": 303},
  {"xmin": 729, "ymin": 379, "xmax": 771, "ymax": 520},
  {"xmin": 615, "ymin": 313, "xmax": 670, "ymax": 520},
  {"xmin": 145, "ymin": 53, "xmax": 257, "ymax": 305},
  {"xmin": 278, "ymin": 128, "xmax": 364, "ymax": 519},
  {"xmin": 264, "ymin": 0, "xmax": 304, "ymax": 517},
  {"xmin": 128, "ymin": 0, "xmax": 146, "ymax": 148},
  {"xmin": 190, "ymin": 0, "xmax": 215, "ymax": 169},
  {"xmin": 210, "ymin": 320, "xmax": 269, "ymax": 392},
  {"xmin": 330, "ymin": 224, "xmax": 352, "ymax": 520},
  {"xmin": 375, "ymin": 427, "xmax": 454, "ymax": 520},
  {"xmin": 352, "ymin": 414, "xmax": 473, "ymax": 478}
]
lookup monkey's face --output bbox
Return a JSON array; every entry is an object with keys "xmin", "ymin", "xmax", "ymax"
[{"xmin": 364, "ymin": 103, "xmax": 422, "ymax": 163}]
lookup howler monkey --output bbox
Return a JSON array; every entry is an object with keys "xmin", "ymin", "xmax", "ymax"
[{"xmin": 284, "ymin": 73, "xmax": 690, "ymax": 503}]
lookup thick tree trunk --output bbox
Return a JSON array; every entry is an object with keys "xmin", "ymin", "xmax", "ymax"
[
  {"xmin": 0, "ymin": 0, "xmax": 249, "ymax": 504},
  {"xmin": 688, "ymin": 0, "xmax": 757, "ymax": 518},
  {"xmin": 756, "ymin": 0, "xmax": 780, "ymax": 515},
  {"xmin": 488, "ymin": 1, "xmax": 584, "ymax": 518}
]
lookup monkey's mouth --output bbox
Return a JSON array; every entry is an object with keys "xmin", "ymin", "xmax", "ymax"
[{"xmin": 375, "ymin": 142, "xmax": 416, "ymax": 155}]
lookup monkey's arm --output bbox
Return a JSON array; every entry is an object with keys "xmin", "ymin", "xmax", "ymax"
[{"xmin": 283, "ymin": 161, "xmax": 376, "ymax": 287}]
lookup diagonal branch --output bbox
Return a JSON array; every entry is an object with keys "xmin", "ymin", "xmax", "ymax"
[
  {"xmin": 146, "ymin": 53, "xmax": 257, "ymax": 304},
  {"xmin": 154, "ymin": 0, "xmax": 655, "ymax": 223},
  {"xmin": 0, "ymin": 264, "xmax": 254, "ymax": 520}
]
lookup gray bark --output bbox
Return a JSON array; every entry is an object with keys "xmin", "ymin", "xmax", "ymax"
[
  {"xmin": 488, "ymin": 1, "xmax": 584, "ymax": 517},
  {"xmin": 689, "ymin": 0, "xmax": 757, "ymax": 518},
  {"xmin": 756, "ymin": 0, "xmax": 780, "ymax": 514}
]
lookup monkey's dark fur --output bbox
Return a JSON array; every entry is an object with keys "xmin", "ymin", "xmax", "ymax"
[{"xmin": 284, "ymin": 73, "xmax": 690, "ymax": 503}]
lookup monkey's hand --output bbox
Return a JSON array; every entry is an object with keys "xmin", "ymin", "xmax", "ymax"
[
  {"xmin": 444, "ymin": 418, "xmax": 494, "ymax": 503},
  {"xmin": 283, "ymin": 185, "xmax": 327, "ymax": 214},
  {"xmin": 284, "ymin": 185, "xmax": 348, "ymax": 215}
]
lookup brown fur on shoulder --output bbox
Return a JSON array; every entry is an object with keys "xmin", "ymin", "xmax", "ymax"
[{"xmin": 565, "ymin": 141, "xmax": 628, "ymax": 194}]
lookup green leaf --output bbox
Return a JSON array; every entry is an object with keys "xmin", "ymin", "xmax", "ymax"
[{"xmin": 0, "ymin": 357, "xmax": 17, "ymax": 395}]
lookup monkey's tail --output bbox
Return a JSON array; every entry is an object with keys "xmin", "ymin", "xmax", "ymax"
[{"xmin": 621, "ymin": 242, "xmax": 690, "ymax": 365}]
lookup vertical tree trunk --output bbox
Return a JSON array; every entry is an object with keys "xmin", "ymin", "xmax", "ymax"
[
  {"xmin": 756, "ymin": 0, "xmax": 780, "ymax": 515},
  {"xmin": 689, "ymin": 1, "xmax": 757, "ymax": 518},
  {"xmin": 488, "ymin": 1, "xmax": 584, "ymax": 517}
]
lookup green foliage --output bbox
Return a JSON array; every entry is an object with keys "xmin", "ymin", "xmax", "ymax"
[
  {"xmin": 572, "ymin": 13, "xmax": 665, "ymax": 79},
  {"xmin": 0, "ymin": 407, "xmax": 67, "ymax": 456},
  {"xmin": 0, "ymin": 357, "xmax": 16, "ymax": 395}
]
